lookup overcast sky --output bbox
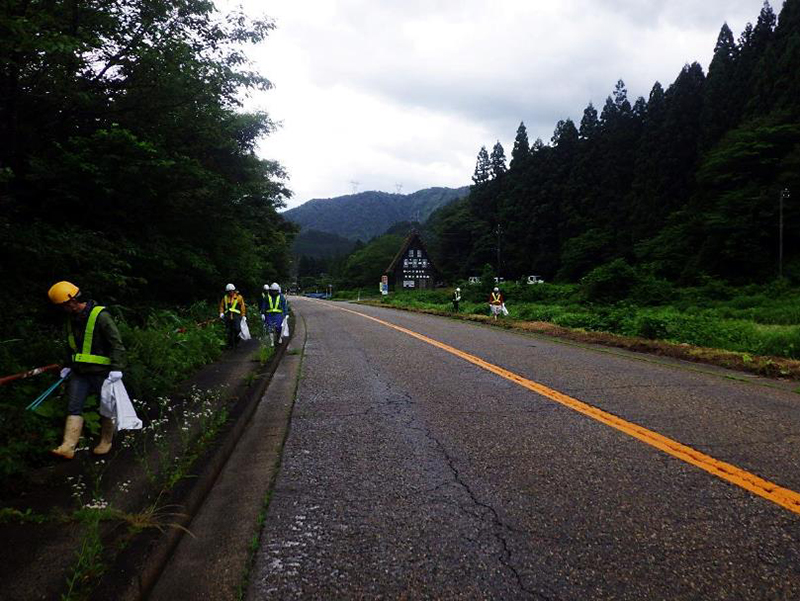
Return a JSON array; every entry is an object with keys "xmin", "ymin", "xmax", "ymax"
[{"xmin": 226, "ymin": 0, "xmax": 772, "ymax": 209}]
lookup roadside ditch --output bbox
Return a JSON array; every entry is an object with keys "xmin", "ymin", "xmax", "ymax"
[{"xmin": 0, "ymin": 321, "xmax": 293, "ymax": 601}]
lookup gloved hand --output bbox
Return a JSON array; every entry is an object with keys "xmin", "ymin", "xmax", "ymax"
[
  {"xmin": 219, "ymin": 312, "xmax": 225, "ymax": 319},
  {"xmin": 60, "ymin": 367, "xmax": 72, "ymax": 379},
  {"xmin": 107, "ymin": 371, "xmax": 123, "ymax": 382},
  {"xmin": 261, "ymin": 314, "xmax": 266, "ymax": 322}
]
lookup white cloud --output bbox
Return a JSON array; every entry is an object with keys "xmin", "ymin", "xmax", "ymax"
[{"xmin": 225, "ymin": 0, "xmax": 771, "ymax": 208}]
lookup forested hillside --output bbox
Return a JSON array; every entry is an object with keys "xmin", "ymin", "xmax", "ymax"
[
  {"xmin": 0, "ymin": 1, "xmax": 295, "ymax": 315},
  {"xmin": 291, "ymin": 229, "xmax": 356, "ymax": 259},
  {"xmin": 284, "ymin": 186, "xmax": 469, "ymax": 241},
  {"xmin": 428, "ymin": 0, "xmax": 800, "ymax": 285}
]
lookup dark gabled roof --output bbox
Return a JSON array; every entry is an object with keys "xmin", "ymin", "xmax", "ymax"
[{"xmin": 384, "ymin": 229, "xmax": 438, "ymax": 275}]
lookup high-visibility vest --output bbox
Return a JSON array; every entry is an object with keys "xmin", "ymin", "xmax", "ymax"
[
  {"xmin": 265, "ymin": 294, "xmax": 283, "ymax": 313},
  {"xmin": 67, "ymin": 306, "xmax": 112, "ymax": 365},
  {"xmin": 490, "ymin": 292, "xmax": 502, "ymax": 305},
  {"xmin": 223, "ymin": 295, "xmax": 241, "ymax": 314}
]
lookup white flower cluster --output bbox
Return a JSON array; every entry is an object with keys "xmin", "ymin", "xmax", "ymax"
[
  {"xmin": 83, "ymin": 497, "xmax": 108, "ymax": 510},
  {"xmin": 67, "ymin": 475, "xmax": 86, "ymax": 501}
]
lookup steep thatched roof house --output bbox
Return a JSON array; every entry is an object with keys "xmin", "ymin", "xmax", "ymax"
[{"xmin": 384, "ymin": 230, "xmax": 439, "ymax": 291}]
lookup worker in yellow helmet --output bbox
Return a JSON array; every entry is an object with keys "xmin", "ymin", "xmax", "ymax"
[{"xmin": 47, "ymin": 281, "xmax": 127, "ymax": 459}]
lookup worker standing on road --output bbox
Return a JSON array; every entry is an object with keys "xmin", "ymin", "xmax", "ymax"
[
  {"xmin": 219, "ymin": 283, "xmax": 246, "ymax": 349},
  {"xmin": 48, "ymin": 281, "xmax": 127, "ymax": 459},
  {"xmin": 452, "ymin": 287, "xmax": 461, "ymax": 312},
  {"xmin": 261, "ymin": 282, "xmax": 288, "ymax": 347},
  {"xmin": 489, "ymin": 287, "xmax": 504, "ymax": 320}
]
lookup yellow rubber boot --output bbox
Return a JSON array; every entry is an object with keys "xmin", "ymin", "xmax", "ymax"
[
  {"xmin": 93, "ymin": 417, "xmax": 115, "ymax": 455},
  {"xmin": 51, "ymin": 415, "xmax": 84, "ymax": 459}
]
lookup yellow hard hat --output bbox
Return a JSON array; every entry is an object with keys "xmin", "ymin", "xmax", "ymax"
[{"xmin": 48, "ymin": 281, "xmax": 80, "ymax": 304}]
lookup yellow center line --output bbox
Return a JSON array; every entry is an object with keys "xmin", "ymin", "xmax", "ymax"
[{"xmin": 322, "ymin": 301, "xmax": 800, "ymax": 515}]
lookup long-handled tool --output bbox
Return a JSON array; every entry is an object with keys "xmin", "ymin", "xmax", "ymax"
[{"xmin": 26, "ymin": 377, "xmax": 66, "ymax": 411}]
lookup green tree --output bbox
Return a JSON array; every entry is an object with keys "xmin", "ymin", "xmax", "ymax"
[
  {"xmin": 510, "ymin": 122, "xmax": 530, "ymax": 168},
  {"xmin": 472, "ymin": 146, "xmax": 491, "ymax": 185},
  {"xmin": 490, "ymin": 141, "xmax": 507, "ymax": 178}
]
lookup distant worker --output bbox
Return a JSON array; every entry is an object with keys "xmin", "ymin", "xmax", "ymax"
[
  {"xmin": 489, "ymin": 287, "xmax": 504, "ymax": 320},
  {"xmin": 452, "ymin": 287, "xmax": 461, "ymax": 312},
  {"xmin": 261, "ymin": 282, "xmax": 288, "ymax": 347},
  {"xmin": 219, "ymin": 283, "xmax": 246, "ymax": 349},
  {"xmin": 47, "ymin": 281, "xmax": 127, "ymax": 459}
]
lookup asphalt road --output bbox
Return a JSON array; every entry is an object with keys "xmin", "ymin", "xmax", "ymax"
[{"xmin": 247, "ymin": 298, "xmax": 800, "ymax": 600}]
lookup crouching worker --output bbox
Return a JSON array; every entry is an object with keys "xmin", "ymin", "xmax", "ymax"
[{"xmin": 48, "ymin": 281, "xmax": 127, "ymax": 459}]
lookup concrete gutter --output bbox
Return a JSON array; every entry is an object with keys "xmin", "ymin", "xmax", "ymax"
[
  {"xmin": 93, "ymin": 317, "xmax": 306, "ymax": 600},
  {"xmin": 147, "ymin": 315, "xmax": 306, "ymax": 599}
]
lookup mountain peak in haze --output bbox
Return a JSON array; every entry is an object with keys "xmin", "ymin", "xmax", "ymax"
[{"xmin": 284, "ymin": 186, "xmax": 469, "ymax": 241}]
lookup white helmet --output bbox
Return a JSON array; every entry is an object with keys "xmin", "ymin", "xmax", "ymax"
[
  {"xmin": 225, "ymin": 283, "xmax": 235, "ymax": 292},
  {"xmin": 263, "ymin": 284, "xmax": 270, "ymax": 291},
  {"xmin": 270, "ymin": 282, "xmax": 281, "ymax": 292},
  {"xmin": 493, "ymin": 287, "xmax": 499, "ymax": 292},
  {"xmin": 456, "ymin": 287, "xmax": 461, "ymax": 292}
]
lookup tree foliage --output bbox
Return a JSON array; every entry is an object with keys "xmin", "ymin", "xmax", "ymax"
[
  {"xmin": 0, "ymin": 0, "xmax": 295, "ymax": 323},
  {"xmin": 427, "ymin": 0, "xmax": 800, "ymax": 286}
]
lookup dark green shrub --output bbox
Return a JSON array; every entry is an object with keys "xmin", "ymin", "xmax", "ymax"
[
  {"xmin": 635, "ymin": 315, "xmax": 670, "ymax": 339},
  {"xmin": 579, "ymin": 259, "xmax": 638, "ymax": 304},
  {"xmin": 630, "ymin": 275, "xmax": 676, "ymax": 306}
]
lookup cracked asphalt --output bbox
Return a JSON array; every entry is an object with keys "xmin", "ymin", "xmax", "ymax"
[{"xmin": 246, "ymin": 298, "xmax": 800, "ymax": 600}]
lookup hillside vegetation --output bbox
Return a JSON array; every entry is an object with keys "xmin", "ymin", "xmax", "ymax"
[
  {"xmin": 426, "ymin": 1, "xmax": 800, "ymax": 285},
  {"xmin": 284, "ymin": 186, "xmax": 469, "ymax": 241},
  {"xmin": 0, "ymin": 1, "xmax": 296, "ymax": 317}
]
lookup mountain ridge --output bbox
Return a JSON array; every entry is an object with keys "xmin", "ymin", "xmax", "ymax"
[{"xmin": 284, "ymin": 186, "xmax": 469, "ymax": 241}]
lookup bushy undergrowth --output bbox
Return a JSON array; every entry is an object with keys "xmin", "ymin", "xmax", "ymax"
[
  {"xmin": 0, "ymin": 303, "xmax": 225, "ymax": 488},
  {"xmin": 378, "ymin": 281, "xmax": 800, "ymax": 361}
]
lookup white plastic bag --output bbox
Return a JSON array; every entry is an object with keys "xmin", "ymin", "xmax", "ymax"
[
  {"xmin": 100, "ymin": 379, "xmax": 143, "ymax": 431},
  {"xmin": 501, "ymin": 303, "xmax": 509, "ymax": 316},
  {"xmin": 239, "ymin": 315, "xmax": 251, "ymax": 340},
  {"xmin": 281, "ymin": 315, "xmax": 290, "ymax": 339}
]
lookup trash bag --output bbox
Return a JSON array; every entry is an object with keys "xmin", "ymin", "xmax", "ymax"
[
  {"xmin": 501, "ymin": 303, "xmax": 509, "ymax": 316},
  {"xmin": 239, "ymin": 315, "xmax": 251, "ymax": 340},
  {"xmin": 281, "ymin": 315, "xmax": 290, "ymax": 339},
  {"xmin": 100, "ymin": 379, "xmax": 143, "ymax": 431}
]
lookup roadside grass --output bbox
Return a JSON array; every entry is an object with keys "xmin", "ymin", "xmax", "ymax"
[
  {"xmin": 1, "ymin": 302, "xmax": 225, "ymax": 490},
  {"xmin": 0, "ymin": 303, "xmax": 277, "ymax": 600},
  {"xmin": 371, "ymin": 283, "xmax": 800, "ymax": 378}
]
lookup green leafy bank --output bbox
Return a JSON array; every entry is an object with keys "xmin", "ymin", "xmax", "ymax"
[
  {"xmin": 373, "ymin": 277, "xmax": 800, "ymax": 366},
  {"xmin": 0, "ymin": 304, "xmax": 224, "ymax": 491}
]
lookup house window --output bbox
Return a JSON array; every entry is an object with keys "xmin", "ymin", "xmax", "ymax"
[
  {"xmin": 417, "ymin": 250, "xmax": 422, "ymax": 258},
  {"xmin": 408, "ymin": 249, "xmax": 414, "ymax": 257},
  {"xmin": 403, "ymin": 259, "xmax": 408, "ymax": 268}
]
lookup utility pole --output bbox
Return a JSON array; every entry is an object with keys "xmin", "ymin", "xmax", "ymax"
[
  {"xmin": 395, "ymin": 183, "xmax": 403, "ymax": 195},
  {"xmin": 780, "ymin": 187, "xmax": 790, "ymax": 278},
  {"xmin": 349, "ymin": 180, "xmax": 360, "ymax": 194},
  {"xmin": 495, "ymin": 224, "xmax": 502, "ymax": 278}
]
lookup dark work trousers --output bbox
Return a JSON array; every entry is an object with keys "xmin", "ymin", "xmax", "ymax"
[
  {"xmin": 225, "ymin": 314, "xmax": 242, "ymax": 348},
  {"xmin": 68, "ymin": 373, "xmax": 108, "ymax": 415},
  {"xmin": 452, "ymin": 300, "xmax": 459, "ymax": 312}
]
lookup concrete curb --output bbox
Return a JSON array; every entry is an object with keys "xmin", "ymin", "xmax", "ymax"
[
  {"xmin": 92, "ymin": 323, "xmax": 297, "ymax": 600},
  {"xmin": 149, "ymin": 315, "xmax": 307, "ymax": 599}
]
